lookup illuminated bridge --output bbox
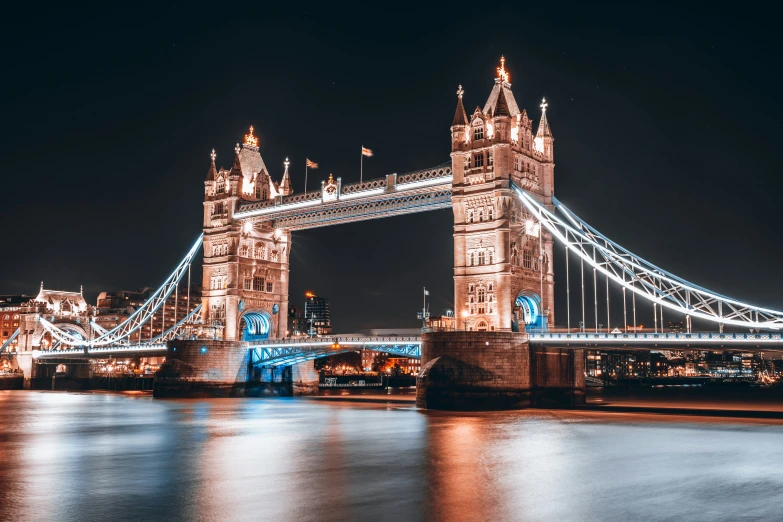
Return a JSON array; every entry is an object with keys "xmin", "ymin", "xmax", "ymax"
[
  {"xmin": 10, "ymin": 178, "xmax": 783, "ymax": 363},
  {"xmin": 5, "ymin": 61, "xmax": 782, "ymax": 399}
]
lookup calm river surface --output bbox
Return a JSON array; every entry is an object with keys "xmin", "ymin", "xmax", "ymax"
[{"xmin": 1, "ymin": 390, "xmax": 783, "ymax": 521}]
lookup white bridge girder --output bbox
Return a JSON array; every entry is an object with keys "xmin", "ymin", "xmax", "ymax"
[{"xmin": 234, "ymin": 164, "xmax": 453, "ymax": 230}]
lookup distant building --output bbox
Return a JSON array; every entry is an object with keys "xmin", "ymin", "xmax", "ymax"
[
  {"xmin": 304, "ymin": 293, "xmax": 331, "ymax": 335},
  {"xmin": 427, "ymin": 313, "xmax": 457, "ymax": 331},
  {"xmin": 287, "ymin": 305, "xmax": 307, "ymax": 337}
]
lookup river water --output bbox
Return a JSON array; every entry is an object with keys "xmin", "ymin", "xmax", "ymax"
[{"xmin": 1, "ymin": 390, "xmax": 783, "ymax": 521}]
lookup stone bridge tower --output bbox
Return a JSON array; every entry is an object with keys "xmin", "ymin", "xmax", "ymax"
[
  {"xmin": 202, "ymin": 127, "xmax": 292, "ymax": 341},
  {"xmin": 451, "ymin": 57, "xmax": 555, "ymax": 332}
]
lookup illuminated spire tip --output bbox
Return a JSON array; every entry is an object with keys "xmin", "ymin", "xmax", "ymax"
[
  {"xmin": 497, "ymin": 55, "xmax": 509, "ymax": 83},
  {"xmin": 244, "ymin": 125, "xmax": 258, "ymax": 148}
]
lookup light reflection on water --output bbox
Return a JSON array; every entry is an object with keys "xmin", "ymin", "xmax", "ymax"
[{"xmin": 1, "ymin": 390, "xmax": 782, "ymax": 521}]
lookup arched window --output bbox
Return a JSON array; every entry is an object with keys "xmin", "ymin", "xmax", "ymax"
[
  {"xmin": 477, "ymin": 321, "xmax": 488, "ymax": 332},
  {"xmin": 473, "ymin": 126, "xmax": 484, "ymax": 141},
  {"xmin": 478, "ymin": 288, "xmax": 485, "ymax": 303},
  {"xmin": 217, "ymin": 179, "xmax": 225, "ymax": 194},
  {"xmin": 488, "ymin": 207, "xmax": 494, "ymax": 220},
  {"xmin": 488, "ymin": 250, "xmax": 494, "ymax": 264},
  {"xmin": 467, "ymin": 210, "xmax": 473, "ymax": 223},
  {"xmin": 488, "ymin": 283, "xmax": 493, "ymax": 291},
  {"xmin": 478, "ymin": 251, "xmax": 485, "ymax": 265},
  {"xmin": 477, "ymin": 210, "xmax": 483, "ymax": 222},
  {"xmin": 471, "ymin": 252, "xmax": 476, "ymax": 266}
]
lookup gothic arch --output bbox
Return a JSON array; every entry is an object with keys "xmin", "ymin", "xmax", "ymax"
[
  {"xmin": 512, "ymin": 291, "xmax": 547, "ymax": 333},
  {"xmin": 239, "ymin": 310, "xmax": 273, "ymax": 342}
]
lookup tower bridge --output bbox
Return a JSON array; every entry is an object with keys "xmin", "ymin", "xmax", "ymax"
[{"xmin": 8, "ymin": 57, "xmax": 782, "ymax": 408}]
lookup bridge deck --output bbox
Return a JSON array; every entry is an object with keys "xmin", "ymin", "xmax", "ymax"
[{"xmin": 29, "ymin": 331, "xmax": 782, "ymax": 363}]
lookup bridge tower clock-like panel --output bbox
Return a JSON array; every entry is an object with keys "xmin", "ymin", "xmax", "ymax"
[
  {"xmin": 202, "ymin": 128, "xmax": 292, "ymax": 341},
  {"xmin": 451, "ymin": 57, "xmax": 555, "ymax": 332}
]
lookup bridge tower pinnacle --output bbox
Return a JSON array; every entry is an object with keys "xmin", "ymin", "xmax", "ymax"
[{"xmin": 451, "ymin": 57, "xmax": 555, "ymax": 332}]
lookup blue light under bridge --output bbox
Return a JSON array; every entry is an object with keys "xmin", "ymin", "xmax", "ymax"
[{"xmin": 249, "ymin": 337, "xmax": 422, "ymax": 367}]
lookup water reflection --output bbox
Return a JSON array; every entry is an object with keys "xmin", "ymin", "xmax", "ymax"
[{"xmin": 1, "ymin": 391, "xmax": 782, "ymax": 521}]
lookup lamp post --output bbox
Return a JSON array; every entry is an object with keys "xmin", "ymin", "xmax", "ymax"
[{"xmin": 462, "ymin": 310, "xmax": 470, "ymax": 331}]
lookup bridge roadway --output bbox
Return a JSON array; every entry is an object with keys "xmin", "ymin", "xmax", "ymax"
[{"xmin": 29, "ymin": 331, "xmax": 783, "ymax": 364}]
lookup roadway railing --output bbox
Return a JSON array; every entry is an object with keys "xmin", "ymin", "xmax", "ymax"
[{"xmin": 528, "ymin": 332, "xmax": 783, "ymax": 345}]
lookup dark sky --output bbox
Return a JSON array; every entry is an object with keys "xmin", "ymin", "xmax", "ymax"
[{"xmin": 2, "ymin": 4, "xmax": 782, "ymax": 332}]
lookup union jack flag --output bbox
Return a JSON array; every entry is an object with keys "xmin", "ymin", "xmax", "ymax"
[{"xmin": 306, "ymin": 158, "xmax": 318, "ymax": 168}]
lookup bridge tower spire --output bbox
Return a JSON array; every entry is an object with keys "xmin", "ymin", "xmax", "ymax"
[{"xmin": 451, "ymin": 56, "xmax": 555, "ymax": 332}]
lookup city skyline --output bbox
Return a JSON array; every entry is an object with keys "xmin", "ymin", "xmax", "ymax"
[{"xmin": 3, "ymin": 5, "xmax": 782, "ymax": 333}]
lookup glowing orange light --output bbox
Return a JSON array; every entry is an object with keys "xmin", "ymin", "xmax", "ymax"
[
  {"xmin": 305, "ymin": 291, "xmax": 315, "ymax": 298},
  {"xmin": 244, "ymin": 125, "xmax": 258, "ymax": 147},
  {"xmin": 497, "ymin": 55, "xmax": 509, "ymax": 83}
]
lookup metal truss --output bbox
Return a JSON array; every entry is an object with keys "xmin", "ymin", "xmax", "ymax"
[
  {"xmin": 529, "ymin": 332, "xmax": 783, "ymax": 347},
  {"xmin": 35, "ymin": 343, "xmax": 168, "ymax": 359},
  {"xmin": 233, "ymin": 164, "xmax": 453, "ymax": 230},
  {"xmin": 39, "ymin": 235, "xmax": 203, "ymax": 346},
  {"xmin": 273, "ymin": 189, "xmax": 452, "ymax": 230},
  {"xmin": 513, "ymin": 184, "xmax": 783, "ymax": 331},
  {"xmin": 249, "ymin": 336, "xmax": 422, "ymax": 367}
]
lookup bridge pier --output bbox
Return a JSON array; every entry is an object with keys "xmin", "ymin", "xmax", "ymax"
[
  {"xmin": 154, "ymin": 339, "xmax": 318, "ymax": 398},
  {"xmin": 416, "ymin": 332, "xmax": 584, "ymax": 410}
]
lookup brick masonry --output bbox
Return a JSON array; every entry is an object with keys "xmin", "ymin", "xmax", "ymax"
[
  {"xmin": 154, "ymin": 339, "xmax": 318, "ymax": 398},
  {"xmin": 417, "ymin": 331, "xmax": 584, "ymax": 410}
]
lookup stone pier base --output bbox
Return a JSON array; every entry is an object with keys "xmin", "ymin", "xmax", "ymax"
[
  {"xmin": 154, "ymin": 340, "xmax": 318, "ymax": 398},
  {"xmin": 416, "ymin": 331, "xmax": 584, "ymax": 410}
]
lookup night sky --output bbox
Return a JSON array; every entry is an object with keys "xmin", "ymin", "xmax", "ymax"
[{"xmin": 3, "ymin": 5, "xmax": 782, "ymax": 332}]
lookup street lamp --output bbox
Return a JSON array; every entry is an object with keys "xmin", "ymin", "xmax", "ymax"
[{"xmin": 462, "ymin": 310, "xmax": 470, "ymax": 331}]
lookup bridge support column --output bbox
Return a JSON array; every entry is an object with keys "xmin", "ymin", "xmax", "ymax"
[
  {"xmin": 154, "ymin": 340, "xmax": 251, "ymax": 398},
  {"xmin": 154, "ymin": 340, "xmax": 319, "ymax": 398},
  {"xmin": 16, "ymin": 353, "xmax": 34, "ymax": 390},
  {"xmin": 250, "ymin": 361, "xmax": 318, "ymax": 396},
  {"xmin": 416, "ymin": 331, "xmax": 584, "ymax": 410}
]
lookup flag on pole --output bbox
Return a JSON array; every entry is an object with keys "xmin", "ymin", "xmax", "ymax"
[
  {"xmin": 306, "ymin": 158, "xmax": 318, "ymax": 168},
  {"xmin": 361, "ymin": 147, "xmax": 373, "ymax": 157},
  {"xmin": 424, "ymin": 289, "xmax": 429, "ymax": 296}
]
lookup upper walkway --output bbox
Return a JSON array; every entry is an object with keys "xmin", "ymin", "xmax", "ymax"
[{"xmin": 233, "ymin": 164, "xmax": 452, "ymax": 230}]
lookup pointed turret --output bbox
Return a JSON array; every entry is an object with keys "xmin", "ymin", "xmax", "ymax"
[
  {"xmin": 229, "ymin": 144, "xmax": 243, "ymax": 179},
  {"xmin": 494, "ymin": 86, "xmax": 511, "ymax": 117},
  {"xmin": 279, "ymin": 157, "xmax": 292, "ymax": 195},
  {"xmin": 536, "ymin": 98, "xmax": 553, "ymax": 138},
  {"xmin": 452, "ymin": 85, "xmax": 468, "ymax": 126},
  {"xmin": 483, "ymin": 56, "xmax": 521, "ymax": 118},
  {"xmin": 206, "ymin": 149, "xmax": 217, "ymax": 181}
]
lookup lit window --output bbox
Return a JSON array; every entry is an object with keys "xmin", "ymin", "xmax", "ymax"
[{"xmin": 523, "ymin": 250, "xmax": 532, "ymax": 269}]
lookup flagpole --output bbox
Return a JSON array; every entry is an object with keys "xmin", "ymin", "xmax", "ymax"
[
  {"xmin": 360, "ymin": 145, "xmax": 363, "ymax": 184},
  {"xmin": 305, "ymin": 163, "xmax": 308, "ymax": 193}
]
